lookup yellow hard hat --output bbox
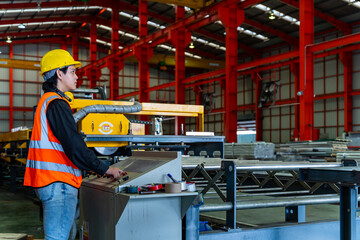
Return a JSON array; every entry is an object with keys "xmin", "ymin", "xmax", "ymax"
[{"xmin": 40, "ymin": 49, "xmax": 82, "ymax": 76}]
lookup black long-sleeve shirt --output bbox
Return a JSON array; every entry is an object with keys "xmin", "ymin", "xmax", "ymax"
[{"xmin": 46, "ymin": 97, "xmax": 109, "ymax": 175}]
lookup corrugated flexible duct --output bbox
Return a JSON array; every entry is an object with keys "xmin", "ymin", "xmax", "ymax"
[{"xmin": 73, "ymin": 101, "xmax": 142, "ymax": 123}]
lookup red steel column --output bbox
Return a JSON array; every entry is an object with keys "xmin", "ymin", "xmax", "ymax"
[
  {"xmin": 291, "ymin": 63, "xmax": 300, "ymax": 141},
  {"xmin": 72, "ymin": 31, "xmax": 84, "ymax": 87},
  {"xmin": 218, "ymin": 5, "xmax": 244, "ymax": 142},
  {"xmin": 72, "ymin": 31, "xmax": 79, "ymax": 61},
  {"xmin": 299, "ymin": 0, "xmax": 315, "ymax": 140},
  {"xmin": 110, "ymin": 1, "xmax": 121, "ymax": 100},
  {"xmin": 89, "ymin": 20, "xmax": 98, "ymax": 89},
  {"xmin": 253, "ymin": 73, "xmax": 262, "ymax": 141},
  {"xmin": 135, "ymin": 0, "xmax": 153, "ymax": 129},
  {"xmin": 137, "ymin": 0, "xmax": 150, "ymax": 103},
  {"xmin": 9, "ymin": 44, "xmax": 13, "ymax": 131},
  {"xmin": 169, "ymin": 6, "xmax": 191, "ymax": 135},
  {"xmin": 61, "ymin": 41, "xmax": 67, "ymax": 50}
]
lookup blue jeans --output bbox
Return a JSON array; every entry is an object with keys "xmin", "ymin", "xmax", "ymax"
[{"xmin": 36, "ymin": 182, "xmax": 78, "ymax": 240}]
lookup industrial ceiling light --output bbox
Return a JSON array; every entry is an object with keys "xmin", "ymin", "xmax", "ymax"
[
  {"xmin": 6, "ymin": 36, "xmax": 12, "ymax": 43},
  {"xmin": 18, "ymin": 23, "xmax": 26, "ymax": 29},
  {"xmin": 269, "ymin": 11, "xmax": 276, "ymax": 20},
  {"xmin": 189, "ymin": 42, "xmax": 195, "ymax": 49}
]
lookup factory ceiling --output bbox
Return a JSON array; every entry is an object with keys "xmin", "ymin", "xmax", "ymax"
[{"xmin": 0, "ymin": 0, "xmax": 359, "ymax": 62}]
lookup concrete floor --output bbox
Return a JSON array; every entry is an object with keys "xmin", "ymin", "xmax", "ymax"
[
  {"xmin": 0, "ymin": 185, "xmax": 341, "ymax": 239},
  {"xmin": 0, "ymin": 186, "xmax": 44, "ymax": 239}
]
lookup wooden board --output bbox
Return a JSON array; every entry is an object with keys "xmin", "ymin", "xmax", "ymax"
[{"xmin": 0, "ymin": 233, "xmax": 28, "ymax": 240}]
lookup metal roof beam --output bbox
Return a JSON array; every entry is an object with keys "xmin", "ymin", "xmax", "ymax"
[
  {"xmin": 77, "ymin": 0, "xmax": 274, "ymax": 73},
  {"xmin": 118, "ymin": 1, "xmax": 263, "ymax": 57},
  {"xmin": 238, "ymin": 0, "xmax": 265, "ymax": 9},
  {"xmin": 180, "ymin": 50, "xmax": 298, "ymax": 85},
  {"xmin": 0, "ymin": 16, "xmax": 138, "ymax": 35},
  {"xmin": 185, "ymin": 48, "xmax": 223, "ymax": 60},
  {"xmin": 280, "ymin": 0, "xmax": 351, "ymax": 34},
  {"xmin": 0, "ymin": 29, "xmax": 71, "ymax": 39},
  {"xmin": 0, "ymin": 1, "xmax": 173, "ymax": 25},
  {"xmin": 115, "ymin": 39, "xmax": 360, "ymax": 94},
  {"xmin": 188, "ymin": 13, "xmax": 261, "ymax": 56},
  {"xmin": 0, "ymin": 0, "xmax": 111, "ymax": 9},
  {"xmin": 0, "ymin": 29, "xmax": 116, "ymax": 48},
  {"xmin": 77, "ymin": 0, "xmax": 225, "ymax": 74},
  {"xmin": 308, "ymin": 32, "xmax": 360, "ymax": 53},
  {"xmin": 0, "ymin": 37, "xmax": 69, "ymax": 46},
  {"xmin": 243, "ymin": 18, "xmax": 299, "ymax": 47},
  {"xmin": 0, "ymin": 0, "xmax": 277, "ymax": 58},
  {"xmin": 117, "ymin": 1, "xmax": 174, "ymax": 24}
]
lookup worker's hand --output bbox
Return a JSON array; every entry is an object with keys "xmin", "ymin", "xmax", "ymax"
[{"xmin": 105, "ymin": 166, "xmax": 123, "ymax": 179}]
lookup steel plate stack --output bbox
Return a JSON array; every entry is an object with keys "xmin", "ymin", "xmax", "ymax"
[
  {"xmin": 277, "ymin": 141, "xmax": 349, "ymax": 162},
  {"xmin": 224, "ymin": 142, "xmax": 275, "ymax": 160},
  {"xmin": 336, "ymin": 151, "xmax": 360, "ymax": 162}
]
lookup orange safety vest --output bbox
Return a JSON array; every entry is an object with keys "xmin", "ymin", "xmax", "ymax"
[{"xmin": 24, "ymin": 92, "xmax": 82, "ymax": 188}]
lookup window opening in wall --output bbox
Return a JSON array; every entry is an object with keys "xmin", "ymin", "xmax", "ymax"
[{"xmin": 237, "ymin": 119, "xmax": 256, "ymax": 143}]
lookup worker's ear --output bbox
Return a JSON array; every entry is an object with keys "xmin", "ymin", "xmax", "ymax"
[{"xmin": 56, "ymin": 69, "xmax": 64, "ymax": 80}]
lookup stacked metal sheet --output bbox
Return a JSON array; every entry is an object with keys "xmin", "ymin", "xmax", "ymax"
[
  {"xmin": 224, "ymin": 142, "xmax": 275, "ymax": 160},
  {"xmin": 345, "ymin": 132, "xmax": 360, "ymax": 147},
  {"xmin": 336, "ymin": 151, "xmax": 360, "ymax": 162},
  {"xmin": 276, "ymin": 141, "xmax": 349, "ymax": 162}
]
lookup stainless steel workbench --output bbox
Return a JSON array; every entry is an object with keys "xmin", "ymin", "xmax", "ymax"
[{"xmin": 80, "ymin": 151, "xmax": 198, "ymax": 240}]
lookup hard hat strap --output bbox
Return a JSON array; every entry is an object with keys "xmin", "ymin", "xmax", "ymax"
[
  {"xmin": 43, "ymin": 65, "xmax": 70, "ymax": 81},
  {"xmin": 43, "ymin": 68, "xmax": 58, "ymax": 81},
  {"xmin": 54, "ymin": 88, "xmax": 72, "ymax": 102}
]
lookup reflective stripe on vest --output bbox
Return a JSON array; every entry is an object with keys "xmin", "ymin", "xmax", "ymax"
[
  {"xmin": 29, "ymin": 140, "xmax": 64, "ymax": 152},
  {"xmin": 26, "ymin": 159, "xmax": 82, "ymax": 177},
  {"xmin": 38, "ymin": 95, "xmax": 65, "ymax": 152}
]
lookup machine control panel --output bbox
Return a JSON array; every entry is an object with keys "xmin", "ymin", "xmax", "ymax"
[{"xmin": 82, "ymin": 151, "xmax": 181, "ymax": 193}]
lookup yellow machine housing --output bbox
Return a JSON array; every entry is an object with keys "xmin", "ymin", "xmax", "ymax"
[
  {"xmin": 66, "ymin": 92, "xmax": 204, "ymax": 150},
  {"xmin": 80, "ymin": 113, "xmax": 130, "ymax": 148},
  {"xmin": 0, "ymin": 92, "xmax": 205, "ymax": 163},
  {"xmin": 0, "ymin": 129, "xmax": 30, "ymax": 164}
]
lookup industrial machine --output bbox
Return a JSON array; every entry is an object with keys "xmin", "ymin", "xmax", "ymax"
[
  {"xmin": 66, "ymin": 91, "xmax": 224, "ymax": 158},
  {"xmin": 0, "ymin": 89, "xmax": 224, "ymax": 189},
  {"xmin": 80, "ymin": 151, "xmax": 198, "ymax": 240}
]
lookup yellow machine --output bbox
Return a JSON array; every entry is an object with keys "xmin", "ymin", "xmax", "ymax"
[
  {"xmin": 0, "ymin": 91, "xmax": 205, "ymax": 164},
  {"xmin": 0, "ymin": 90, "xmax": 226, "ymax": 192},
  {"xmin": 0, "ymin": 129, "xmax": 30, "ymax": 165},
  {"xmin": 66, "ymin": 92, "xmax": 204, "ymax": 149}
]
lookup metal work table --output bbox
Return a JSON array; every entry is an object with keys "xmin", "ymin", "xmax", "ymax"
[
  {"xmin": 85, "ymin": 134, "xmax": 225, "ymax": 157},
  {"xmin": 300, "ymin": 165, "xmax": 360, "ymax": 240},
  {"xmin": 80, "ymin": 151, "xmax": 198, "ymax": 240}
]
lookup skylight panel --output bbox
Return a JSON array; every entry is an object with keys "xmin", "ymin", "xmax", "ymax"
[
  {"xmin": 342, "ymin": 0, "xmax": 360, "ymax": 8},
  {"xmin": 253, "ymin": 4, "xmax": 300, "ymax": 26}
]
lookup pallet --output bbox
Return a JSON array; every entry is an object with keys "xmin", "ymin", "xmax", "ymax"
[{"xmin": 0, "ymin": 233, "xmax": 34, "ymax": 240}]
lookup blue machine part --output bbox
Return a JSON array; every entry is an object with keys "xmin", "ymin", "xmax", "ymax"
[
  {"xmin": 185, "ymin": 160, "xmax": 360, "ymax": 240},
  {"xmin": 199, "ymin": 221, "xmax": 212, "ymax": 232},
  {"xmin": 198, "ymin": 220, "xmax": 360, "ymax": 240}
]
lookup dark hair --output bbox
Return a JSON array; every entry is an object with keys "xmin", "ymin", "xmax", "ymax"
[{"xmin": 42, "ymin": 66, "xmax": 69, "ymax": 92}]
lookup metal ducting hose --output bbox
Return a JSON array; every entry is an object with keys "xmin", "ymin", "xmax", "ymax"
[{"xmin": 73, "ymin": 101, "xmax": 142, "ymax": 123}]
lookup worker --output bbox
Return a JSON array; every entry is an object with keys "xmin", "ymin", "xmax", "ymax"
[{"xmin": 24, "ymin": 49, "xmax": 123, "ymax": 240}]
